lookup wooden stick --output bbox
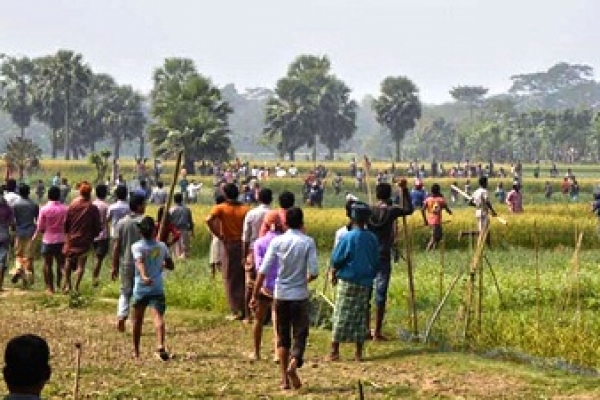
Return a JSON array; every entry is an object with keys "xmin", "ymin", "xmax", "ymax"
[
  {"xmin": 463, "ymin": 223, "xmax": 488, "ymax": 340},
  {"xmin": 400, "ymin": 184, "xmax": 418, "ymax": 336},
  {"xmin": 73, "ymin": 342, "xmax": 82, "ymax": 400},
  {"xmin": 363, "ymin": 155, "xmax": 372, "ymax": 204},
  {"xmin": 357, "ymin": 380, "xmax": 365, "ymax": 400},
  {"xmin": 533, "ymin": 219, "xmax": 541, "ymax": 332},
  {"xmin": 158, "ymin": 151, "xmax": 183, "ymax": 241},
  {"xmin": 424, "ymin": 265, "xmax": 465, "ymax": 343},
  {"xmin": 439, "ymin": 238, "xmax": 445, "ymax": 302}
]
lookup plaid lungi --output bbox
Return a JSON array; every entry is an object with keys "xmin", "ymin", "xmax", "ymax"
[{"xmin": 332, "ymin": 279, "xmax": 372, "ymax": 343}]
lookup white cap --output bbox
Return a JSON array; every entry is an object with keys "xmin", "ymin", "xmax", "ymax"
[{"xmin": 345, "ymin": 193, "xmax": 359, "ymax": 202}]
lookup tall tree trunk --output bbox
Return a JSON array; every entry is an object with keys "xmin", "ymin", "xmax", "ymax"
[
  {"xmin": 395, "ymin": 136, "xmax": 401, "ymax": 162},
  {"xmin": 64, "ymin": 97, "xmax": 70, "ymax": 160},
  {"xmin": 184, "ymin": 154, "xmax": 195, "ymax": 175},
  {"xmin": 288, "ymin": 150, "xmax": 295, "ymax": 162},
  {"xmin": 90, "ymin": 140, "xmax": 96, "ymax": 152},
  {"xmin": 139, "ymin": 134, "xmax": 145, "ymax": 160},
  {"xmin": 20, "ymin": 126, "xmax": 24, "ymax": 138},
  {"xmin": 51, "ymin": 129, "xmax": 58, "ymax": 159},
  {"xmin": 328, "ymin": 145, "xmax": 334, "ymax": 161},
  {"xmin": 113, "ymin": 135, "xmax": 121, "ymax": 160}
]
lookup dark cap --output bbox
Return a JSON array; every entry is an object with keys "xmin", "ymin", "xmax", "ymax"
[
  {"xmin": 351, "ymin": 201, "xmax": 372, "ymax": 221},
  {"xmin": 137, "ymin": 216, "xmax": 155, "ymax": 234}
]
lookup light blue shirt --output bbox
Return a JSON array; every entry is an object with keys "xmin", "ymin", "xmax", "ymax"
[
  {"xmin": 131, "ymin": 239, "xmax": 170, "ymax": 297},
  {"xmin": 259, "ymin": 229, "xmax": 319, "ymax": 301}
]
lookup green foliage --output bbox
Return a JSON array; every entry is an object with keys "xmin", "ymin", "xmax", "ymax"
[
  {"xmin": 4, "ymin": 136, "xmax": 42, "ymax": 181},
  {"xmin": 0, "ymin": 56, "xmax": 36, "ymax": 137},
  {"xmin": 373, "ymin": 76, "xmax": 422, "ymax": 161},
  {"xmin": 264, "ymin": 54, "xmax": 357, "ymax": 161},
  {"xmin": 87, "ymin": 150, "xmax": 111, "ymax": 183},
  {"xmin": 149, "ymin": 58, "xmax": 232, "ymax": 171}
]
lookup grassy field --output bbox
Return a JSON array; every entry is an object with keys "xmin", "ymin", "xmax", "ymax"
[{"xmin": 2, "ymin": 159, "xmax": 600, "ymax": 398}]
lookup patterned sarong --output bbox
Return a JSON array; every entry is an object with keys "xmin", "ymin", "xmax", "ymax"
[{"xmin": 332, "ymin": 279, "xmax": 372, "ymax": 343}]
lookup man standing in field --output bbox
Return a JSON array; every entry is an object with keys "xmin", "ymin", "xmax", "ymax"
[
  {"xmin": 206, "ymin": 183, "xmax": 250, "ymax": 321},
  {"xmin": 471, "ymin": 176, "xmax": 497, "ymax": 243},
  {"xmin": 422, "ymin": 183, "xmax": 452, "ymax": 251},
  {"xmin": 242, "ymin": 188, "xmax": 272, "ymax": 322},
  {"xmin": 63, "ymin": 182, "xmax": 101, "ymax": 293},
  {"xmin": 33, "ymin": 186, "xmax": 67, "ymax": 293},
  {"xmin": 131, "ymin": 216, "xmax": 175, "ymax": 361},
  {"xmin": 149, "ymin": 181, "xmax": 168, "ymax": 205},
  {"xmin": 107, "ymin": 185, "xmax": 130, "ymax": 238},
  {"xmin": 91, "ymin": 184, "xmax": 111, "ymax": 287},
  {"xmin": 329, "ymin": 202, "xmax": 379, "ymax": 362},
  {"xmin": 111, "ymin": 193, "xmax": 146, "ymax": 332},
  {"xmin": 506, "ymin": 184, "xmax": 523, "ymax": 213},
  {"xmin": 169, "ymin": 193, "xmax": 194, "ymax": 259},
  {"xmin": 367, "ymin": 182, "xmax": 413, "ymax": 340},
  {"xmin": 251, "ymin": 207, "xmax": 319, "ymax": 390},
  {"xmin": 0, "ymin": 190, "xmax": 14, "ymax": 291},
  {"xmin": 10, "ymin": 184, "xmax": 39, "ymax": 286}
]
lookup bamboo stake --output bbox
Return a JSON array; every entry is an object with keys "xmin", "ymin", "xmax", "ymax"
[
  {"xmin": 158, "ymin": 151, "xmax": 183, "ymax": 241},
  {"xmin": 462, "ymin": 223, "xmax": 488, "ymax": 340},
  {"xmin": 439, "ymin": 238, "xmax": 445, "ymax": 301},
  {"xmin": 400, "ymin": 180, "xmax": 418, "ymax": 336},
  {"xmin": 363, "ymin": 155, "xmax": 373, "ymax": 204},
  {"xmin": 357, "ymin": 380, "xmax": 365, "ymax": 400},
  {"xmin": 424, "ymin": 265, "xmax": 465, "ymax": 343},
  {"xmin": 534, "ymin": 219, "xmax": 541, "ymax": 332},
  {"xmin": 73, "ymin": 343, "xmax": 82, "ymax": 400}
]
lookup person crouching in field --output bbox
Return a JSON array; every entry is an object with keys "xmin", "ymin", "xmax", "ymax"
[
  {"xmin": 251, "ymin": 207, "xmax": 318, "ymax": 390},
  {"xmin": 249, "ymin": 211, "xmax": 282, "ymax": 361},
  {"xmin": 328, "ymin": 202, "xmax": 379, "ymax": 362},
  {"xmin": 131, "ymin": 216, "xmax": 174, "ymax": 361},
  {"xmin": 422, "ymin": 184, "xmax": 452, "ymax": 251}
]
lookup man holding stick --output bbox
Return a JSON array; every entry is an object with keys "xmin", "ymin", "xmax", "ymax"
[
  {"xmin": 367, "ymin": 182, "xmax": 413, "ymax": 340},
  {"xmin": 471, "ymin": 177, "xmax": 497, "ymax": 245}
]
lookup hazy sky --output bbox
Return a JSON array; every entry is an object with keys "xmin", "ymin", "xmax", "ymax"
[{"xmin": 1, "ymin": 0, "xmax": 599, "ymax": 103}]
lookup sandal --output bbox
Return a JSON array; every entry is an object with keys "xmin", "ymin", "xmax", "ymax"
[{"xmin": 154, "ymin": 348, "xmax": 170, "ymax": 362}]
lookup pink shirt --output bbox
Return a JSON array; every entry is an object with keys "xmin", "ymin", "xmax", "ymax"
[
  {"xmin": 93, "ymin": 199, "xmax": 110, "ymax": 240},
  {"xmin": 35, "ymin": 200, "xmax": 68, "ymax": 244}
]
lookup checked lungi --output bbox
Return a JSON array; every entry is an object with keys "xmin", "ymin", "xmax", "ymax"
[{"xmin": 332, "ymin": 279, "xmax": 372, "ymax": 343}]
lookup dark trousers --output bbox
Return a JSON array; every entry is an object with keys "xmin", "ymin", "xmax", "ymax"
[
  {"xmin": 222, "ymin": 240, "xmax": 245, "ymax": 316},
  {"xmin": 275, "ymin": 298, "xmax": 310, "ymax": 367}
]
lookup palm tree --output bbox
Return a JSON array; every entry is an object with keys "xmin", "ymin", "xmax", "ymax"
[
  {"xmin": 0, "ymin": 56, "xmax": 36, "ymax": 138},
  {"xmin": 35, "ymin": 50, "xmax": 91, "ymax": 159},
  {"xmin": 373, "ymin": 76, "xmax": 422, "ymax": 161},
  {"xmin": 4, "ymin": 136, "xmax": 42, "ymax": 181},
  {"xmin": 150, "ymin": 58, "xmax": 232, "ymax": 172}
]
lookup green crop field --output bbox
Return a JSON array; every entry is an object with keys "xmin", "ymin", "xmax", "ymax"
[{"xmin": 2, "ymin": 159, "xmax": 600, "ymax": 398}]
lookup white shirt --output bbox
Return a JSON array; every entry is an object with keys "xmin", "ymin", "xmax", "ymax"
[
  {"xmin": 334, "ymin": 225, "xmax": 349, "ymax": 248},
  {"xmin": 187, "ymin": 183, "xmax": 203, "ymax": 199},
  {"xmin": 4, "ymin": 192, "xmax": 20, "ymax": 206},
  {"xmin": 472, "ymin": 187, "xmax": 489, "ymax": 216},
  {"xmin": 242, "ymin": 204, "xmax": 270, "ymax": 246}
]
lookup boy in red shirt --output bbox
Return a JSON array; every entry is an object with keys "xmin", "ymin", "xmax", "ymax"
[{"xmin": 422, "ymin": 183, "xmax": 452, "ymax": 251}]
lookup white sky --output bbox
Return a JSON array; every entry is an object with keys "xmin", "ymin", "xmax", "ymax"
[{"xmin": 1, "ymin": 0, "xmax": 599, "ymax": 103}]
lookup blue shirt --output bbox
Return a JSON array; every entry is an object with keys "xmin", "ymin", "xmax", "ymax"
[
  {"xmin": 331, "ymin": 227, "xmax": 380, "ymax": 288},
  {"xmin": 131, "ymin": 239, "xmax": 170, "ymax": 297},
  {"xmin": 259, "ymin": 229, "xmax": 319, "ymax": 301},
  {"xmin": 410, "ymin": 189, "xmax": 427, "ymax": 208}
]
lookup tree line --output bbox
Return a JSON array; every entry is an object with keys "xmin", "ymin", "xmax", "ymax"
[{"xmin": 2, "ymin": 50, "xmax": 600, "ymax": 169}]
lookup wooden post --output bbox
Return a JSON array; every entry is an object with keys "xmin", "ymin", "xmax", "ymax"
[
  {"xmin": 534, "ymin": 220, "xmax": 541, "ymax": 332},
  {"xmin": 400, "ymin": 180, "xmax": 418, "ymax": 336},
  {"xmin": 158, "ymin": 151, "xmax": 183, "ymax": 241},
  {"xmin": 439, "ymin": 238, "xmax": 445, "ymax": 301},
  {"xmin": 73, "ymin": 343, "xmax": 82, "ymax": 400}
]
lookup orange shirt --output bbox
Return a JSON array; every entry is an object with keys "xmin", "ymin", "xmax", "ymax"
[
  {"xmin": 424, "ymin": 196, "xmax": 446, "ymax": 226},
  {"xmin": 210, "ymin": 201, "xmax": 250, "ymax": 240}
]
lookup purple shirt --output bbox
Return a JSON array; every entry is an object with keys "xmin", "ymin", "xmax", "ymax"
[
  {"xmin": 35, "ymin": 200, "xmax": 67, "ymax": 244},
  {"xmin": 254, "ymin": 230, "xmax": 280, "ymax": 294},
  {"xmin": 93, "ymin": 199, "xmax": 110, "ymax": 240}
]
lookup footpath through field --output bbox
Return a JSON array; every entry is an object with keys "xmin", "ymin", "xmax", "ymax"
[{"xmin": 0, "ymin": 290, "xmax": 599, "ymax": 399}]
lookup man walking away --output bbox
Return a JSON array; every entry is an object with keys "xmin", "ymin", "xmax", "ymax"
[
  {"xmin": 0, "ymin": 190, "xmax": 14, "ymax": 291},
  {"xmin": 242, "ymin": 188, "xmax": 272, "ymax": 321},
  {"xmin": 32, "ymin": 186, "xmax": 67, "ymax": 293},
  {"xmin": 251, "ymin": 207, "xmax": 318, "ymax": 390},
  {"xmin": 169, "ymin": 193, "xmax": 194, "ymax": 259},
  {"xmin": 206, "ymin": 183, "xmax": 250, "ymax": 320},
  {"xmin": 111, "ymin": 193, "xmax": 146, "ymax": 332},
  {"xmin": 63, "ymin": 182, "xmax": 101, "ymax": 293},
  {"xmin": 150, "ymin": 181, "xmax": 167, "ymax": 205},
  {"xmin": 10, "ymin": 184, "xmax": 38, "ymax": 287},
  {"xmin": 107, "ymin": 185, "xmax": 130, "ymax": 238},
  {"xmin": 92, "ymin": 184, "xmax": 111, "ymax": 286}
]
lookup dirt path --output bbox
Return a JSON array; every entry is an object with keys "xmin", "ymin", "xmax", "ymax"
[{"xmin": 0, "ymin": 292, "xmax": 598, "ymax": 399}]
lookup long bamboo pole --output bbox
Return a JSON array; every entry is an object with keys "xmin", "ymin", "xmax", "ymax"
[
  {"xmin": 400, "ymin": 179, "xmax": 418, "ymax": 336},
  {"xmin": 158, "ymin": 151, "xmax": 183, "ymax": 241}
]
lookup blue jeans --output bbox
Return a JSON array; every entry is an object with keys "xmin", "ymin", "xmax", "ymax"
[
  {"xmin": 117, "ymin": 264, "xmax": 135, "ymax": 319},
  {"xmin": 374, "ymin": 259, "xmax": 391, "ymax": 307}
]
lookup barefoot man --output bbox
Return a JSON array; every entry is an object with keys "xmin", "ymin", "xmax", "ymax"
[{"xmin": 251, "ymin": 207, "xmax": 318, "ymax": 390}]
